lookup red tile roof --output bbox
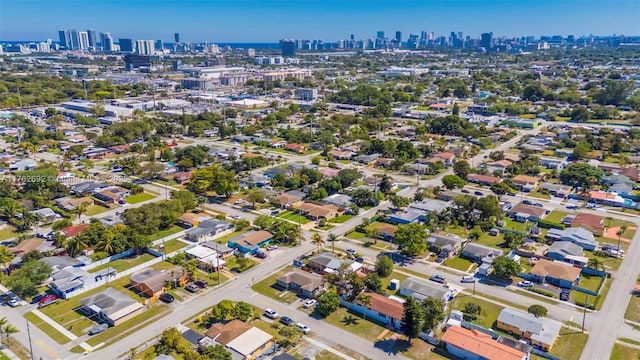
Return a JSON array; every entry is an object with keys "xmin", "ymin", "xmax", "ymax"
[
  {"xmin": 59, "ymin": 224, "xmax": 90, "ymax": 238},
  {"xmin": 571, "ymin": 214, "xmax": 604, "ymax": 232},
  {"xmin": 356, "ymin": 292, "xmax": 404, "ymax": 320},
  {"xmin": 442, "ymin": 326, "xmax": 525, "ymax": 360}
]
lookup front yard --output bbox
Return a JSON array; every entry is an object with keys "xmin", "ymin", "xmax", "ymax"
[
  {"xmin": 151, "ymin": 238, "xmax": 188, "ymax": 254},
  {"xmin": 450, "ymin": 296, "xmax": 504, "ymax": 329},
  {"xmin": 0, "ymin": 225, "xmax": 18, "ymax": 241},
  {"xmin": 89, "ymin": 253, "xmax": 157, "ymax": 274},
  {"xmin": 545, "ymin": 210, "xmax": 569, "ymax": 224},
  {"xmin": 125, "ymin": 192, "xmax": 156, "ymax": 204},
  {"xmin": 549, "ymin": 327, "xmax": 588, "ymax": 360},
  {"xmin": 331, "ymin": 214, "xmax": 355, "ymax": 223},
  {"xmin": 251, "ymin": 266, "xmax": 300, "ymax": 304},
  {"xmin": 611, "ymin": 341, "xmax": 640, "ymax": 360},
  {"xmin": 277, "ymin": 210, "xmax": 310, "ymax": 225},
  {"xmin": 323, "ymin": 307, "xmax": 387, "ymax": 342},
  {"xmin": 148, "ymin": 225, "xmax": 184, "ymax": 242},
  {"xmin": 443, "ymin": 256, "xmax": 476, "ymax": 272},
  {"xmin": 624, "ymin": 293, "xmax": 640, "ymax": 322}
]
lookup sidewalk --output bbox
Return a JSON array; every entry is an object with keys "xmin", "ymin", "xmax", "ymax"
[
  {"xmin": 304, "ymin": 336, "xmax": 356, "ymax": 360},
  {"xmin": 1, "ymin": 348, "xmax": 21, "ymax": 360},
  {"xmin": 30, "ymin": 309, "xmax": 93, "ymax": 351}
]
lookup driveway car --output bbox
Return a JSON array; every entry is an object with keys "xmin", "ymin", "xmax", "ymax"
[
  {"xmin": 267, "ymin": 245, "xmax": 278, "ymax": 251},
  {"xmin": 255, "ymin": 251, "xmax": 267, "ymax": 259},
  {"xmin": 461, "ymin": 189, "xmax": 470, "ymax": 194},
  {"xmin": 560, "ymin": 291, "xmax": 570, "ymax": 301},
  {"xmin": 185, "ymin": 283, "xmax": 199, "ymax": 293},
  {"xmin": 460, "ymin": 276, "xmax": 475, "ymax": 283},
  {"xmin": 280, "ymin": 316, "xmax": 295, "ymax": 326},
  {"xmin": 38, "ymin": 294, "xmax": 58, "ymax": 308},
  {"xmin": 517, "ymin": 281, "xmax": 534, "ymax": 287},
  {"xmin": 296, "ymin": 323, "xmax": 311, "ymax": 334},
  {"xmin": 264, "ymin": 308, "xmax": 279, "ymax": 319},
  {"xmin": 474, "ymin": 191, "xmax": 484, "ymax": 196},
  {"xmin": 31, "ymin": 294, "xmax": 45, "ymax": 304},
  {"xmin": 233, "ymin": 199, "xmax": 246, "ymax": 205},
  {"xmin": 303, "ymin": 299, "xmax": 317, "ymax": 309},
  {"xmin": 159, "ymin": 293, "xmax": 175, "ymax": 303},
  {"xmin": 522, "ymin": 200, "xmax": 533, "ymax": 205},
  {"xmin": 194, "ymin": 280, "xmax": 208, "ymax": 289},
  {"xmin": 7, "ymin": 299, "xmax": 19, "ymax": 307},
  {"xmin": 430, "ymin": 275, "xmax": 446, "ymax": 283},
  {"xmin": 88, "ymin": 323, "xmax": 109, "ymax": 335},
  {"xmin": 346, "ymin": 249, "xmax": 357, "ymax": 256}
]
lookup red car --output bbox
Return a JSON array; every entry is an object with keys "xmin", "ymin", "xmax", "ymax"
[{"xmin": 38, "ymin": 294, "xmax": 58, "ymax": 308}]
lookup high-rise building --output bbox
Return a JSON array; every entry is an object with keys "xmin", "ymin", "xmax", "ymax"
[
  {"xmin": 155, "ymin": 40, "xmax": 164, "ymax": 51},
  {"xmin": 481, "ymin": 32, "xmax": 493, "ymax": 49},
  {"xmin": 87, "ymin": 29, "xmax": 97, "ymax": 49},
  {"xmin": 280, "ymin": 39, "xmax": 296, "ymax": 57},
  {"xmin": 69, "ymin": 29, "xmax": 80, "ymax": 50},
  {"xmin": 174, "ymin": 33, "xmax": 180, "ymax": 43},
  {"xmin": 135, "ymin": 40, "xmax": 155, "ymax": 55},
  {"xmin": 78, "ymin": 31, "xmax": 90, "ymax": 50},
  {"xmin": 119, "ymin": 38, "xmax": 134, "ymax": 52},
  {"xmin": 100, "ymin": 32, "xmax": 113, "ymax": 51},
  {"xmin": 377, "ymin": 31, "xmax": 385, "ymax": 39},
  {"xmin": 395, "ymin": 31, "xmax": 402, "ymax": 44},
  {"xmin": 58, "ymin": 30, "xmax": 71, "ymax": 49}
]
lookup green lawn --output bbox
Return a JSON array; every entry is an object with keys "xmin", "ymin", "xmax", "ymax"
[
  {"xmin": 251, "ymin": 266, "xmax": 301, "ymax": 304},
  {"xmin": 545, "ymin": 210, "xmax": 569, "ymax": 224},
  {"xmin": 475, "ymin": 232, "xmax": 506, "ymax": 248},
  {"xmin": 224, "ymin": 256, "xmax": 257, "ymax": 273},
  {"xmin": 549, "ymin": 327, "xmax": 588, "ymax": 360},
  {"xmin": 134, "ymin": 337, "xmax": 193, "ymax": 360},
  {"xmin": 87, "ymin": 305, "xmax": 169, "ymax": 346},
  {"xmin": 625, "ymin": 294, "xmax": 640, "ymax": 322},
  {"xmin": 125, "ymin": 192, "xmax": 156, "ymax": 204},
  {"xmin": 611, "ymin": 342, "xmax": 640, "ymax": 360},
  {"xmin": 450, "ymin": 296, "xmax": 504, "ymax": 329},
  {"xmin": 152, "ymin": 238, "xmax": 188, "ymax": 254},
  {"xmin": 0, "ymin": 352, "xmax": 10, "ymax": 360},
  {"xmin": 89, "ymin": 253, "xmax": 156, "ymax": 273},
  {"xmin": 23, "ymin": 312, "xmax": 71, "ymax": 344},
  {"xmin": 577, "ymin": 274, "xmax": 605, "ymax": 293},
  {"xmin": 528, "ymin": 191, "xmax": 551, "ymax": 200},
  {"xmin": 277, "ymin": 210, "xmax": 310, "ymax": 224},
  {"xmin": 148, "ymin": 225, "xmax": 184, "ymax": 241},
  {"xmin": 315, "ymin": 351, "xmax": 343, "ymax": 360},
  {"xmin": 346, "ymin": 231, "xmax": 367, "ymax": 240},
  {"xmin": 331, "ymin": 214, "xmax": 355, "ymax": 223},
  {"xmin": 85, "ymin": 204, "xmax": 111, "ymax": 216},
  {"xmin": 502, "ymin": 218, "xmax": 528, "ymax": 233},
  {"xmin": 0, "ymin": 225, "xmax": 18, "ymax": 241},
  {"xmin": 380, "ymin": 271, "xmax": 409, "ymax": 296},
  {"xmin": 443, "ymin": 256, "xmax": 475, "ymax": 272},
  {"xmin": 323, "ymin": 307, "xmax": 387, "ymax": 342}
]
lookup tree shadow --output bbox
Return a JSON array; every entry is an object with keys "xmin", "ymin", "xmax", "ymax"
[
  {"xmin": 373, "ymin": 338, "xmax": 410, "ymax": 355},
  {"xmin": 341, "ymin": 315, "xmax": 360, "ymax": 326}
]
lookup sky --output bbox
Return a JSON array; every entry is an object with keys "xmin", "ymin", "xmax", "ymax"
[{"xmin": 1, "ymin": 0, "xmax": 639, "ymax": 42}]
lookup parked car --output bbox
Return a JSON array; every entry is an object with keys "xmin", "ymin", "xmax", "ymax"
[
  {"xmin": 280, "ymin": 316, "xmax": 295, "ymax": 326},
  {"xmin": 303, "ymin": 299, "xmax": 317, "ymax": 309},
  {"xmin": 522, "ymin": 200, "xmax": 533, "ymax": 205},
  {"xmin": 194, "ymin": 280, "xmax": 208, "ymax": 289},
  {"xmin": 264, "ymin": 308, "xmax": 279, "ymax": 319},
  {"xmin": 461, "ymin": 189, "xmax": 470, "ymax": 194},
  {"xmin": 231, "ymin": 215, "xmax": 241, "ymax": 220},
  {"xmin": 159, "ymin": 293, "xmax": 175, "ymax": 303},
  {"xmin": 271, "ymin": 210, "xmax": 280, "ymax": 216},
  {"xmin": 185, "ymin": 283, "xmax": 200, "ymax": 293},
  {"xmin": 7, "ymin": 299, "xmax": 19, "ymax": 307},
  {"xmin": 474, "ymin": 191, "xmax": 484, "ymax": 196},
  {"xmin": 296, "ymin": 323, "xmax": 311, "ymax": 334},
  {"xmin": 233, "ymin": 199, "xmax": 246, "ymax": 205},
  {"xmin": 534, "ymin": 202, "xmax": 544, "ymax": 207},
  {"xmin": 31, "ymin": 294, "xmax": 45, "ymax": 304},
  {"xmin": 267, "ymin": 245, "xmax": 278, "ymax": 251},
  {"xmin": 88, "ymin": 323, "xmax": 109, "ymax": 335},
  {"xmin": 346, "ymin": 249, "xmax": 357, "ymax": 256},
  {"xmin": 430, "ymin": 275, "xmax": 446, "ymax": 284},
  {"xmin": 560, "ymin": 291, "xmax": 570, "ymax": 301},
  {"xmin": 517, "ymin": 281, "xmax": 534, "ymax": 287},
  {"xmin": 460, "ymin": 276, "xmax": 475, "ymax": 283},
  {"xmin": 38, "ymin": 294, "xmax": 58, "ymax": 308},
  {"xmin": 255, "ymin": 252, "xmax": 267, "ymax": 259}
]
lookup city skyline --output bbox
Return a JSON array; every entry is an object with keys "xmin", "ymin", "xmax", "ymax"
[{"xmin": 1, "ymin": 0, "xmax": 639, "ymax": 42}]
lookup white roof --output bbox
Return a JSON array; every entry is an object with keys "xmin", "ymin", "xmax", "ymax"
[
  {"xmin": 186, "ymin": 245, "xmax": 218, "ymax": 259},
  {"xmin": 200, "ymin": 255, "xmax": 225, "ymax": 267},
  {"xmin": 226, "ymin": 327, "xmax": 272, "ymax": 357}
]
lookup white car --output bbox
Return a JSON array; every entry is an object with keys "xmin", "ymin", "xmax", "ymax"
[
  {"xmin": 264, "ymin": 308, "xmax": 279, "ymax": 319},
  {"xmin": 460, "ymin": 276, "xmax": 475, "ymax": 283},
  {"xmin": 296, "ymin": 323, "xmax": 311, "ymax": 334},
  {"xmin": 233, "ymin": 199, "xmax": 246, "ymax": 205},
  {"xmin": 517, "ymin": 281, "xmax": 534, "ymax": 287},
  {"xmin": 303, "ymin": 299, "xmax": 317, "ymax": 309},
  {"xmin": 7, "ymin": 299, "xmax": 19, "ymax": 307}
]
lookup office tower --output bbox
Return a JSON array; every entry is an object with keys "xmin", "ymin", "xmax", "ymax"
[
  {"xmin": 100, "ymin": 32, "xmax": 113, "ymax": 51},
  {"xmin": 376, "ymin": 31, "xmax": 385, "ymax": 39},
  {"xmin": 87, "ymin": 29, "xmax": 97, "ymax": 49},
  {"xmin": 350, "ymin": 34, "xmax": 355, "ymax": 40},
  {"xmin": 69, "ymin": 29, "xmax": 80, "ymax": 50},
  {"xmin": 155, "ymin": 40, "xmax": 164, "ymax": 51},
  {"xmin": 119, "ymin": 38, "xmax": 134, "ymax": 52},
  {"xmin": 135, "ymin": 40, "xmax": 155, "ymax": 55},
  {"xmin": 280, "ymin": 39, "xmax": 296, "ymax": 57},
  {"xmin": 78, "ymin": 31, "xmax": 90, "ymax": 50},
  {"xmin": 481, "ymin": 32, "xmax": 493, "ymax": 49},
  {"xmin": 58, "ymin": 30, "xmax": 71, "ymax": 49},
  {"xmin": 174, "ymin": 33, "xmax": 180, "ymax": 43},
  {"xmin": 395, "ymin": 31, "xmax": 402, "ymax": 44}
]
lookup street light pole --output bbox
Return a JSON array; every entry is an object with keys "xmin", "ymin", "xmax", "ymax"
[
  {"xmin": 25, "ymin": 319, "xmax": 34, "ymax": 360},
  {"xmin": 582, "ymin": 294, "xmax": 589, "ymax": 333}
]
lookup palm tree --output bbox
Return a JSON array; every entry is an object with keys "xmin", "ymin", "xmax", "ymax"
[
  {"xmin": 75, "ymin": 202, "xmax": 90, "ymax": 222},
  {"xmin": 587, "ymin": 257, "xmax": 603, "ymax": 272},
  {"xmin": 16, "ymin": 142, "xmax": 38, "ymax": 157},
  {"xmin": 98, "ymin": 233, "xmax": 114, "ymax": 254},
  {"xmin": 358, "ymin": 294, "xmax": 371, "ymax": 321},
  {"xmin": 327, "ymin": 233, "xmax": 338, "ymax": 253},
  {"xmin": 617, "ymin": 224, "xmax": 628, "ymax": 257},
  {"xmin": 66, "ymin": 237, "xmax": 87, "ymax": 257},
  {"xmin": 311, "ymin": 233, "xmax": 325, "ymax": 254},
  {"xmin": 1, "ymin": 324, "xmax": 18, "ymax": 344},
  {"xmin": 0, "ymin": 246, "xmax": 15, "ymax": 269},
  {"xmin": 605, "ymin": 217, "xmax": 613, "ymax": 229}
]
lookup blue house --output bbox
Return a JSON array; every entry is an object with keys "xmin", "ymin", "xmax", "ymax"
[
  {"xmin": 227, "ymin": 230, "xmax": 273, "ymax": 254},
  {"xmin": 389, "ymin": 209, "xmax": 427, "ymax": 224}
]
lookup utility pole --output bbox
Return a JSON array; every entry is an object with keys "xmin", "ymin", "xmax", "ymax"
[
  {"xmin": 17, "ymin": 86, "xmax": 23, "ymax": 109},
  {"xmin": 216, "ymin": 241, "xmax": 220, "ymax": 285},
  {"xmin": 26, "ymin": 319, "xmax": 34, "ymax": 360},
  {"xmin": 582, "ymin": 294, "xmax": 589, "ymax": 333}
]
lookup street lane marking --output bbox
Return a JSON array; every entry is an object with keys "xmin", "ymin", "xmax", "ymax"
[{"xmin": 35, "ymin": 339, "xmax": 59, "ymax": 359}]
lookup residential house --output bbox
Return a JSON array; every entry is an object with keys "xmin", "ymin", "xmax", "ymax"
[
  {"xmin": 434, "ymin": 152, "xmax": 456, "ymax": 167},
  {"xmin": 184, "ymin": 219, "xmax": 233, "ymax": 243},
  {"xmin": 296, "ymin": 201, "xmax": 343, "ymax": 221},
  {"xmin": 41, "ymin": 256, "xmax": 83, "ymax": 272},
  {"xmin": 461, "ymin": 243, "xmax": 503, "ymax": 263},
  {"xmin": 341, "ymin": 292, "xmax": 404, "ymax": 330},
  {"xmin": 202, "ymin": 241, "xmax": 235, "ymax": 258},
  {"xmin": 285, "ymin": 143, "xmax": 306, "ymax": 154},
  {"xmin": 571, "ymin": 214, "xmax": 605, "ymax": 236},
  {"xmin": 511, "ymin": 175, "xmax": 540, "ymax": 192},
  {"xmin": 375, "ymin": 158, "xmax": 395, "ymax": 168},
  {"xmin": 49, "ymin": 266, "xmax": 116, "ymax": 299},
  {"xmin": 587, "ymin": 190, "xmax": 626, "ymax": 207},
  {"xmin": 55, "ymin": 196, "xmax": 94, "ymax": 211},
  {"xmin": 94, "ymin": 186, "xmax": 131, "ymax": 204},
  {"xmin": 376, "ymin": 223, "xmax": 398, "ymax": 241},
  {"xmin": 540, "ymin": 183, "xmax": 572, "ymax": 198},
  {"xmin": 8, "ymin": 237, "xmax": 55, "ymax": 260},
  {"xmin": 528, "ymin": 259, "xmax": 581, "ymax": 289},
  {"xmin": 486, "ymin": 160, "xmax": 513, "ymax": 175},
  {"xmin": 178, "ymin": 213, "xmax": 212, "ymax": 228},
  {"xmin": 400, "ymin": 277, "xmax": 451, "ymax": 302},
  {"xmin": 58, "ymin": 223, "xmax": 90, "ymax": 238},
  {"xmin": 388, "ymin": 209, "xmax": 427, "ymax": 224},
  {"xmin": 540, "ymin": 157, "xmax": 567, "ymax": 170},
  {"xmin": 30, "ymin": 207, "xmax": 61, "ymax": 223},
  {"xmin": 185, "ymin": 245, "xmax": 226, "ymax": 271},
  {"xmin": 441, "ymin": 326, "xmax": 527, "ymax": 360},
  {"xmin": 276, "ymin": 269, "xmax": 325, "ymax": 298},
  {"xmin": 353, "ymin": 153, "xmax": 380, "ymax": 165},
  {"xmin": 409, "ymin": 199, "xmax": 450, "ymax": 213},
  {"xmin": 200, "ymin": 320, "xmax": 273, "ymax": 360},
  {"xmin": 227, "ymin": 230, "xmax": 273, "ymax": 254},
  {"xmin": 318, "ymin": 167, "xmax": 341, "ymax": 178},
  {"xmin": 508, "ymin": 203, "xmax": 546, "ymax": 223},
  {"xmin": 327, "ymin": 149, "xmax": 355, "ymax": 160},
  {"xmin": 546, "ymin": 241, "xmax": 585, "ymax": 264},
  {"xmin": 307, "ymin": 252, "xmax": 362, "ymax": 274},
  {"xmin": 129, "ymin": 267, "xmax": 186, "ymax": 298},
  {"xmin": 467, "ymin": 174, "xmax": 502, "ymax": 186},
  {"xmin": 240, "ymin": 174, "xmax": 271, "ymax": 188},
  {"xmin": 427, "ymin": 234, "xmax": 466, "ymax": 256},
  {"xmin": 496, "ymin": 308, "xmax": 562, "ymax": 351},
  {"xmin": 109, "ymin": 144, "xmax": 130, "ymax": 154},
  {"xmin": 322, "ymin": 194, "xmax": 354, "ymax": 208},
  {"xmin": 546, "ymin": 227, "xmax": 598, "ymax": 251},
  {"xmin": 172, "ymin": 171, "xmax": 193, "ymax": 185},
  {"xmin": 70, "ymin": 182, "xmax": 108, "ymax": 196},
  {"xmin": 9, "ymin": 158, "xmax": 37, "ymax": 171},
  {"xmin": 273, "ymin": 192, "xmax": 304, "ymax": 209},
  {"xmin": 79, "ymin": 287, "xmax": 144, "ymax": 327}
]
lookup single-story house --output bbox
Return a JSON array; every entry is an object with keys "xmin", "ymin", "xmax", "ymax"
[
  {"xmin": 427, "ymin": 233, "xmax": 466, "ymax": 255},
  {"xmin": 55, "ymin": 196, "xmax": 95, "ymax": 211},
  {"xmin": 400, "ymin": 277, "xmax": 451, "ymax": 302},
  {"xmin": 388, "ymin": 209, "xmax": 427, "ymax": 224},
  {"xmin": 30, "ymin": 207, "xmax": 61, "ymax": 223},
  {"xmin": 276, "ymin": 269, "xmax": 325, "ymax": 298},
  {"xmin": 296, "ymin": 201, "xmax": 343, "ymax": 221},
  {"xmin": 540, "ymin": 157, "xmax": 567, "ymax": 170},
  {"xmin": 49, "ymin": 266, "xmax": 106, "ymax": 299},
  {"xmin": 570, "ymin": 214, "xmax": 605, "ymax": 236},
  {"xmin": 341, "ymin": 292, "xmax": 404, "ymax": 330},
  {"xmin": 496, "ymin": 307, "xmax": 562, "ymax": 351},
  {"xmin": 353, "ymin": 153, "xmax": 380, "ymax": 165},
  {"xmin": 376, "ymin": 223, "xmax": 398, "ymax": 241},
  {"xmin": 508, "ymin": 203, "xmax": 546, "ymax": 223},
  {"xmin": 70, "ymin": 182, "xmax": 109, "ymax": 196},
  {"xmin": 79, "ymin": 287, "xmax": 144, "ymax": 327},
  {"xmin": 129, "ymin": 267, "xmax": 187, "ymax": 298},
  {"xmin": 307, "ymin": 253, "xmax": 361, "ymax": 274},
  {"xmin": 94, "ymin": 186, "xmax": 130, "ymax": 204},
  {"xmin": 587, "ymin": 190, "xmax": 625, "ymax": 207},
  {"xmin": 185, "ymin": 245, "xmax": 226, "ymax": 271},
  {"xmin": 461, "ymin": 243, "xmax": 503, "ymax": 263},
  {"xmin": 9, "ymin": 158, "xmax": 37, "ymax": 171},
  {"xmin": 178, "ymin": 213, "xmax": 213, "ymax": 228},
  {"xmin": 539, "ymin": 183, "xmax": 572, "ymax": 198},
  {"xmin": 485, "ymin": 160, "xmax": 513, "ymax": 175},
  {"xmin": 467, "ymin": 174, "xmax": 502, "ymax": 186},
  {"xmin": 8, "ymin": 237, "xmax": 56, "ymax": 259},
  {"xmin": 327, "ymin": 149, "xmax": 355, "ymax": 160},
  {"xmin": 184, "ymin": 219, "xmax": 233, "ymax": 243},
  {"xmin": 227, "ymin": 230, "xmax": 273, "ymax": 254},
  {"xmin": 58, "ymin": 223, "xmax": 90, "ymax": 238},
  {"xmin": 442, "ymin": 326, "xmax": 527, "ymax": 360},
  {"xmin": 435, "ymin": 152, "xmax": 456, "ymax": 167},
  {"xmin": 511, "ymin": 175, "xmax": 540, "ymax": 192},
  {"xmin": 172, "ymin": 171, "xmax": 193, "ymax": 185},
  {"xmin": 202, "ymin": 241, "xmax": 235, "ymax": 258},
  {"xmin": 273, "ymin": 192, "xmax": 304, "ymax": 209},
  {"xmin": 546, "ymin": 241, "xmax": 584, "ymax": 262},
  {"xmin": 546, "ymin": 227, "xmax": 598, "ymax": 251},
  {"xmin": 528, "ymin": 259, "xmax": 581, "ymax": 289},
  {"xmin": 285, "ymin": 143, "xmax": 306, "ymax": 154},
  {"xmin": 200, "ymin": 320, "xmax": 273, "ymax": 360},
  {"xmin": 409, "ymin": 199, "xmax": 450, "ymax": 213},
  {"xmin": 322, "ymin": 194, "xmax": 354, "ymax": 208}
]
